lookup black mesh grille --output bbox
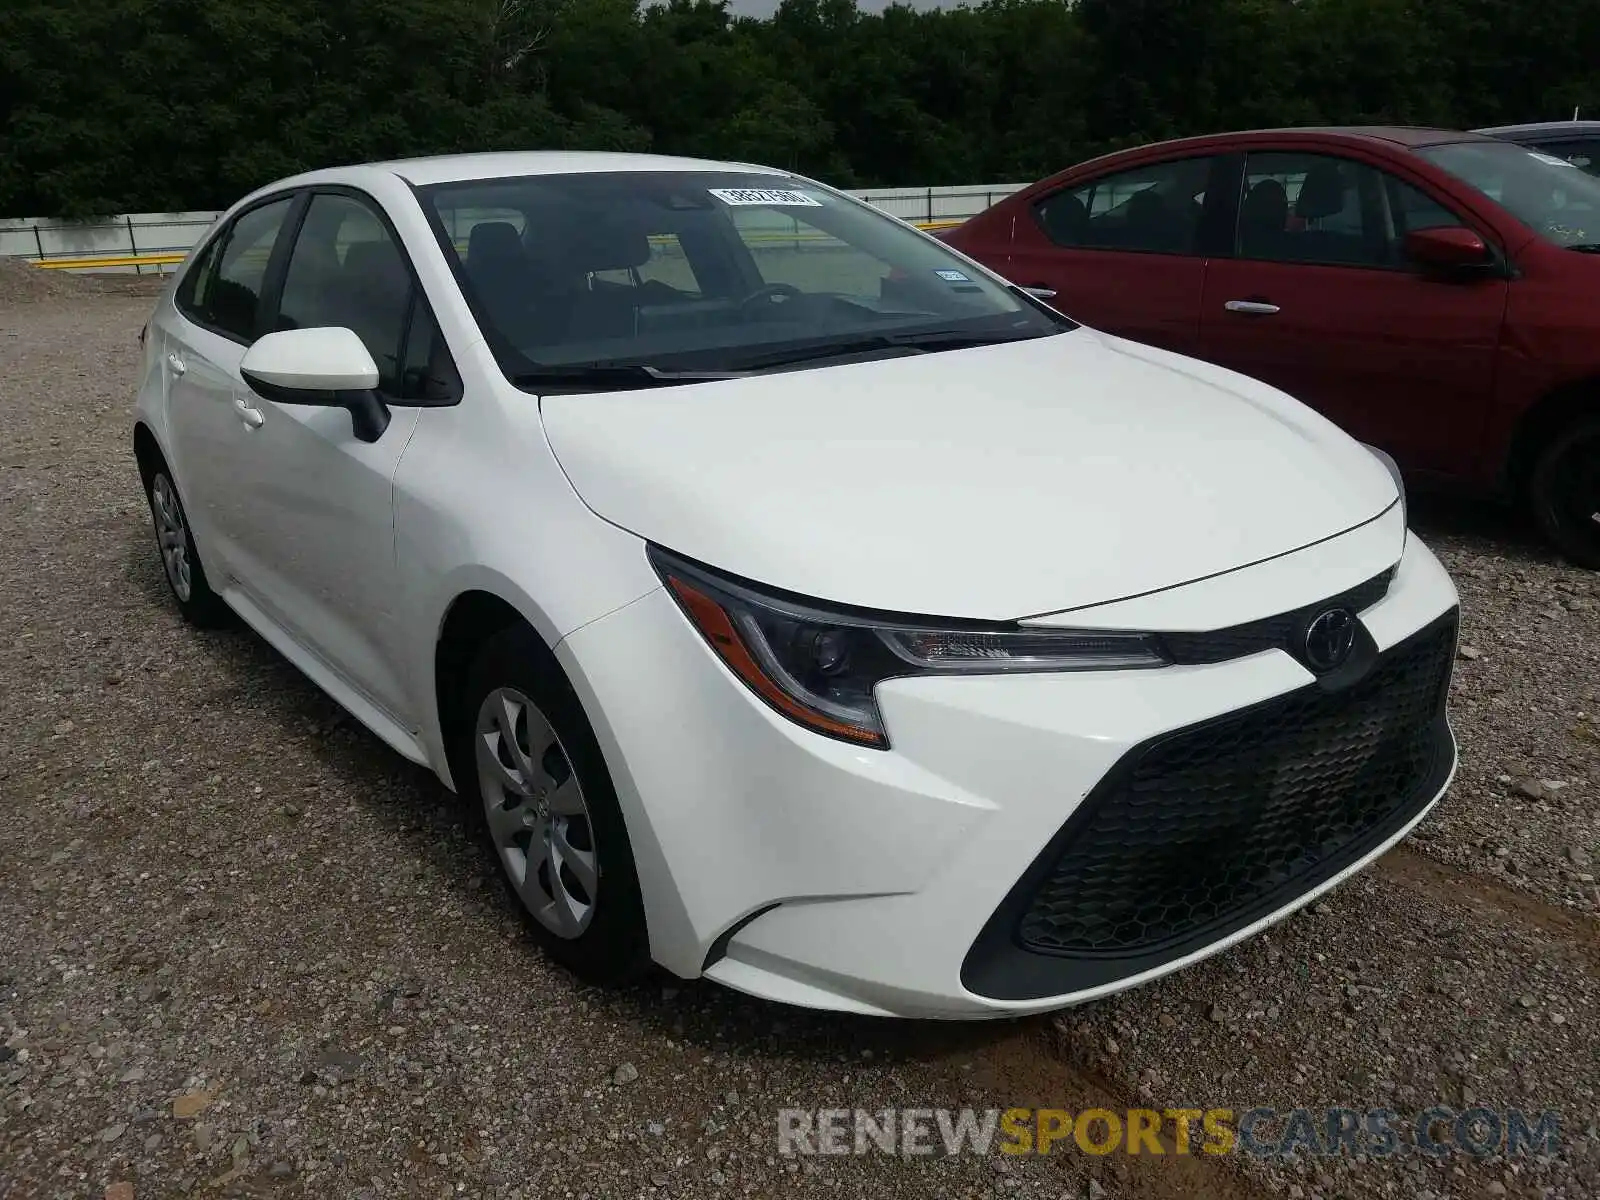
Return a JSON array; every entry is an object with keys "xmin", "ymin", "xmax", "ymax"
[
  {"xmin": 1159, "ymin": 568, "xmax": 1394, "ymax": 666},
  {"xmin": 1016, "ymin": 613, "xmax": 1455, "ymax": 957}
]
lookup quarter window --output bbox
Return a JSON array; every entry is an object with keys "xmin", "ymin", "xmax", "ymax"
[
  {"xmin": 178, "ymin": 197, "xmax": 294, "ymax": 340},
  {"xmin": 397, "ymin": 300, "xmax": 461, "ymax": 403},
  {"xmin": 1033, "ymin": 157, "xmax": 1217, "ymax": 255},
  {"xmin": 1383, "ymin": 176, "xmax": 1468, "ymax": 239}
]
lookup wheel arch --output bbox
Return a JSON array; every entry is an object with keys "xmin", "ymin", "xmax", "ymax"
[
  {"xmin": 431, "ymin": 585, "xmax": 576, "ymax": 795},
  {"xmin": 1503, "ymin": 377, "xmax": 1600, "ymax": 500},
  {"xmin": 132, "ymin": 420, "xmax": 164, "ymax": 489}
]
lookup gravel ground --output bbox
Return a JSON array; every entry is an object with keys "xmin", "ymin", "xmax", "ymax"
[
  {"xmin": 1, "ymin": 280, "xmax": 1596, "ymax": 1200},
  {"xmin": 1400, "ymin": 504, "xmax": 1600, "ymax": 915}
]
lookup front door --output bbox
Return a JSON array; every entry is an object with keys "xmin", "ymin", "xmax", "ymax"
[
  {"xmin": 1003, "ymin": 154, "xmax": 1227, "ymax": 358},
  {"xmin": 227, "ymin": 190, "xmax": 456, "ymax": 727},
  {"xmin": 1198, "ymin": 150, "xmax": 1508, "ymax": 479}
]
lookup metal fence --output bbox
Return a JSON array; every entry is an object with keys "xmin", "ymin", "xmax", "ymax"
[{"xmin": 0, "ymin": 182, "xmax": 1027, "ymax": 274}]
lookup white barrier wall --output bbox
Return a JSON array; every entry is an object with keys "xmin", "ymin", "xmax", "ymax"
[
  {"xmin": 0, "ymin": 182, "xmax": 1029, "ymax": 273},
  {"xmin": 0, "ymin": 212, "xmax": 222, "ymax": 270},
  {"xmin": 850, "ymin": 183, "xmax": 1029, "ymax": 224}
]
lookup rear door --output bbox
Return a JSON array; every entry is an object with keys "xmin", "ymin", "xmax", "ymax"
[
  {"xmin": 1197, "ymin": 149, "xmax": 1509, "ymax": 478},
  {"xmin": 1003, "ymin": 153, "xmax": 1230, "ymax": 357},
  {"xmin": 163, "ymin": 194, "xmax": 300, "ymax": 583}
]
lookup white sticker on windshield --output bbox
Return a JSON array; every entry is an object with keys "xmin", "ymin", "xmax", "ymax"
[
  {"xmin": 708, "ymin": 187, "xmax": 823, "ymax": 207},
  {"xmin": 934, "ymin": 268, "xmax": 972, "ymax": 282},
  {"xmin": 1529, "ymin": 151, "xmax": 1578, "ymax": 169}
]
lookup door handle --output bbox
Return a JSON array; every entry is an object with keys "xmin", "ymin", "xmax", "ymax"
[
  {"xmin": 1224, "ymin": 299, "xmax": 1280, "ymax": 315},
  {"xmin": 1020, "ymin": 285, "xmax": 1058, "ymax": 300},
  {"xmin": 233, "ymin": 395, "xmax": 265, "ymax": 429},
  {"xmin": 165, "ymin": 352, "xmax": 187, "ymax": 376}
]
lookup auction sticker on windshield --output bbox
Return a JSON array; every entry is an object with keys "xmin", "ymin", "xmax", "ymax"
[{"xmin": 709, "ymin": 188, "xmax": 823, "ymax": 207}]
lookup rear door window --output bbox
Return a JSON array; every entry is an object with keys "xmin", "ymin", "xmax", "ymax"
[
  {"xmin": 1033, "ymin": 157, "xmax": 1218, "ymax": 255},
  {"xmin": 179, "ymin": 198, "xmax": 295, "ymax": 341}
]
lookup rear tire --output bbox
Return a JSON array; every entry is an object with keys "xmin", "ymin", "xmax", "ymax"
[
  {"xmin": 1529, "ymin": 414, "xmax": 1600, "ymax": 570},
  {"xmin": 145, "ymin": 467, "xmax": 231, "ymax": 627},
  {"xmin": 455, "ymin": 623, "xmax": 652, "ymax": 984}
]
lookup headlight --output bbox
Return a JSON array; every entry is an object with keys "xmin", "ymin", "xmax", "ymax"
[
  {"xmin": 1362, "ymin": 442, "xmax": 1407, "ymax": 529},
  {"xmin": 649, "ymin": 547, "xmax": 1167, "ymax": 749}
]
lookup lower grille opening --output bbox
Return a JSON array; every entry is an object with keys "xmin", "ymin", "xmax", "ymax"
[{"xmin": 962, "ymin": 609, "xmax": 1458, "ymax": 1000}]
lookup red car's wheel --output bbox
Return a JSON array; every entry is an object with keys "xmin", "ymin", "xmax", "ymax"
[{"xmin": 1530, "ymin": 414, "xmax": 1600, "ymax": 570}]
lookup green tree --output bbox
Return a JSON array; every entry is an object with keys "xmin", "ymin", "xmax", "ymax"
[{"xmin": 3, "ymin": 0, "xmax": 1597, "ymax": 216}]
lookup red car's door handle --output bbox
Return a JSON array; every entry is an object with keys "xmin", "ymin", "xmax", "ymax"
[
  {"xmin": 1224, "ymin": 299, "xmax": 1281, "ymax": 315},
  {"xmin": 1020, "ymin": 284, "xmax": 1058, "ymax": 300}
]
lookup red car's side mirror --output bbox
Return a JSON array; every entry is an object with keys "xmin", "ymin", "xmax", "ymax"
[{"xmin": 1404, "ymin": 226, "xmax": 1493, "ymax": 274}]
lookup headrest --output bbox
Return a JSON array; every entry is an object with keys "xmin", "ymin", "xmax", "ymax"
[
  {"xmin": 558, "ymin": 217, "xmax": 651, "ymax": 274},
  {"xmin": 468, "ymin": 221, "xmax": 524, "ymax": 263},
  {"xmin": 1039, "ymin": 193, "xmax": 1087, "ymax": 242},
  {"xmin": 1241, "ymin": 178, "xmax": 1289, "ymax": 227},
  {"xmin": 1295, "ymin": 164, "xmax": 1347, "ymax": 220},
  {"xmin": 342, "ymin": 240, "xmax": 407, "ymax": 291},
  {"xmin": 1125, "ymin": 189, "xmax": 1165, "ymax": 225}
]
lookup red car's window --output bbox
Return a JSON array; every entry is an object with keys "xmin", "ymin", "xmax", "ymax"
[
  {"xmin": 1236, "ymin": 152, "xmax": 1467, "ymax": 270},
  {"xmin": 1033, "ymin": 156, "xmax": 1216, "ymax": 256}
]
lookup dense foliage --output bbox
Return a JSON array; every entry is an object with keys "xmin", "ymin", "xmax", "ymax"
[{"xmin": 3, "ymin": 0, "xmax": 1598, "ymax": 217}]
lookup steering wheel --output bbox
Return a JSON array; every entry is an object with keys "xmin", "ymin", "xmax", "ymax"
[{"xmin": 738, "ymin": 282, "xmax": 805, "ymax": 315}]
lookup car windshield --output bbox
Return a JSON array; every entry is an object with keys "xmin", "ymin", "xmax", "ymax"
[
  {"xmin": 417, "ymin": 171, "xmax": 1072, "ymax": 384},
  {"xmin": 1418, "ymin": 140, "xmax": 1600, "ymax": 248}
]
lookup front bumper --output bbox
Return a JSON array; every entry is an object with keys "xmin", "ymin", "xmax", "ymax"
[{"xmin": 557, "ymin": 525, "xmax": 1460, "ymax": 1019}]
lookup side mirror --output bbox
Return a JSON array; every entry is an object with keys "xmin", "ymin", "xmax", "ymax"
[
  {"xmin": 1403, "ymin": 227, "xmax": 1494, "ymax": 277},
  {"xmin": 240, "ymin": 328, "xmax": 391, "ymax": 443}
]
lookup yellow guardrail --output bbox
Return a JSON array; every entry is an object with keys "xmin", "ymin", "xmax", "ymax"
[
  {"xmin": 26, "ymin": 218, "xmax": 968, "ymax": 272},
  {"xmin": 33, "ymin": 251, "xmax": 189, "ymax": 270}
]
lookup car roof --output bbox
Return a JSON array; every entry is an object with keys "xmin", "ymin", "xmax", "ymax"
[
  {"xmin": 1139, "ymin": 126, "xmax": 1498, "ymax": 153},
  {"xmin": 1014, "ymin": 127, "xmax": 1501, "ymax": 193},
  {"xmin": 230, "ymin": 152, "xmax": 799, "ymax": 222},
  {"xmin": 368, "ymin": 150, "xmax": 788, "ymax": 187},
  {"xmin": 1473, "ymin": 120, "xmax": 1600, "ymax": 138}
]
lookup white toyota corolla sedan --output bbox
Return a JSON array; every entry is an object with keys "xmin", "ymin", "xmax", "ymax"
[{"xmin": 132, "ymin": 151, "xmax": 1460, "ymax": 1018}]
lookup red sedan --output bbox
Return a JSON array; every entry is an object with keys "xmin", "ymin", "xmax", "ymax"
[{"xmin": 940, "ymin": 127, "xmax": 1600, "ymax": 567}]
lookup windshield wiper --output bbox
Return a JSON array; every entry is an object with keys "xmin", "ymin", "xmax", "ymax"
[
  {"xmin": 733, "ymin": 328, "xmax": 1050, "ymax": 371},
  {"xmin": 510, "ymin": 363, "xmax": 746, "ymax": 392},
  {"xmin": 1566, "ymin": 242, "xmax": 1600, "ymax": 253}
]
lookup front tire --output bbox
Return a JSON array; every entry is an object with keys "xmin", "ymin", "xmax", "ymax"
[
  {"xmin": 456, "ymin": 624, "xmax": 651, "ymax": 984},
  {"xmin": 1529, "ymin": 415, "xmax": 1600, "ymax": 570},
  {"xmin": 146, "ymin": 468, "xmax": 230, "ymax": 627}
]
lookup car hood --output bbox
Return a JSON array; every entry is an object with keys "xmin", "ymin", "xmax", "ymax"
[{"xmin": 540, "ymin": 328, "xmax": 1400, "ymax": 620}]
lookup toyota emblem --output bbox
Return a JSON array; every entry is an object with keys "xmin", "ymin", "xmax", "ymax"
[{"xmin": 1302, "ymin": 607, "xmax": 1358, "ymax": 672}]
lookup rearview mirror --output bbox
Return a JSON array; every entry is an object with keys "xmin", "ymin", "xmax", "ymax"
[
  {"xmin": 1404, "ymin": 227, "xmax": 1493, "ymax": 276},
  {"xmin": 240, "ymin": 327, "xmax": 390, "ymax": 443}
]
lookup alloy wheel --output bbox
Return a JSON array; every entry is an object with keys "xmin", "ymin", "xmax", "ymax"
[
  {"xmin": 151, "ymin": 474, "xmax": 192, "ymax": 601},
  {"xmin": 475, "ymin": 686, "xmax": 599, "ymax": 939}
]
